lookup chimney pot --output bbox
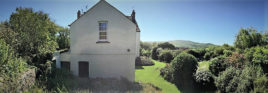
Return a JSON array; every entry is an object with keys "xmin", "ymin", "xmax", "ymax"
[
  {"xmin": 77, "ymin": 10, "xmax": 81, "ymax": 19},
  {"xmin": 131, "ymin": 10, "xmax": 136, "ymax": 24}
]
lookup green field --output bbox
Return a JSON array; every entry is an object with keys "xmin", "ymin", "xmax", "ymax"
[{"xmin": 135, "ymin": 60, "xmax": 180, "ymax": 93}]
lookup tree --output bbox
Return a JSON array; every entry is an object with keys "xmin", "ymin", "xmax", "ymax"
[
  {"xmin": 157, "ymin": 42, "xmax": 176, "ymax": 49},
  {"xmin": 0, "ymin": 21, "xmax": 17, "ymax": 48},
  {"xmin": 234, "ymin": 28, "xmax": 267, "ymax": 49},
  {"xmin": 9, "ymin": 8, "xmax": 58, "ymax": 62},
  {"xmin": 140, "ymin": 41, "xmax": 152, "ymax": 50},
  {"xmin": 56, "ymin": 27, "xmax": 70, "ymax": 50}
]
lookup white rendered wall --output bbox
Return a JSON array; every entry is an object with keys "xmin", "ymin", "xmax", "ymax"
[{"xmin": 68, "ymin": 0, "xmax": 137, "ymax": 81}]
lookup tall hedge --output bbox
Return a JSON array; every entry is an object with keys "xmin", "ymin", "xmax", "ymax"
[{"xmin": 170, "ymin": 52, "xmax": 198, "ymax": 91}]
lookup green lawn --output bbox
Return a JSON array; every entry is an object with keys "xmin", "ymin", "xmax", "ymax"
[
  {"xmin": 198, "ymin": 61, "xmax": 212, "ymax": 70},
  {"xmin": 135, "ymin": 60, "xmax": 180, "ymax": 93}
]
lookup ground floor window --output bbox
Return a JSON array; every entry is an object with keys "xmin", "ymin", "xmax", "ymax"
[
  {"xmin": 79, "ymin": 61, "xmax": 89, "ymax": 77},
  {"xmin": 61, "ymin": 61, "xmax": 70, "ymax": 72}
]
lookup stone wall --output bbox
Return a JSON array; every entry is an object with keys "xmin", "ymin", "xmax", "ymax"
[
  {"xmin": 0, "ymin": 68, "xmax": 36, "ymax": 92},
  {"xmin": 17, "ymin": 68, "xmax": 36, "ymax": 92}
]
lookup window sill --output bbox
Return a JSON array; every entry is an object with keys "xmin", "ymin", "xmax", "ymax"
[{"xmin": 96, "ymin": 41, "xmax": 110, "ymax": 43}]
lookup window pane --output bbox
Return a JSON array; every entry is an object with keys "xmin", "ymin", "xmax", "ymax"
[
  {"xmin": 99, "ymin": 36, "xmax": 107, "ymax": 40},
  {"xmin": 100, "ymin": 32, "xmax": 107, "ymax": 35},
  {"xmin": 99, "ymin": 23, "xmax": 107, "ymax": 31}
]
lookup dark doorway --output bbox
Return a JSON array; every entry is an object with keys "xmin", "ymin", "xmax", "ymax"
[
  {"xmin": 79, "ymin": 61, "xmax": 89, "ymax": 77},
  {"xmin": 61, "ymin": 61, "xmax": 70, "ymax": 72}
]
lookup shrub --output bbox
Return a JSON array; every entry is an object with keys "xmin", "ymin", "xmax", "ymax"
[
  {"xmin": 204, "ymin": 46, "xmax": 225, "ymax": 60},
  {"xmin": 170, "ymin": 52, "xmax": 198, "ymax": 91},
  {"xmin": 160, "ymin": 64, "xmax": 173, "ymax": 82},
  {"xmin": 158, "ymin": 49, "xmax": 173, "ymax": 63},
  {"xmin": 244, "ymin": 47, "xmax": 256, "ymax": 62},
  {"xmin": 37, "ymin": 62, "xmax": 74, "ymax": 92},
  {"xmin": 209, "ymin": 56, "xmax": 227, "ymax": 76},
  {"xmin": 225, "ymin": 53, "xmax": 246, "ymax": 68},
  {"xmin": 253, "ymin": 75, "xmax": 268, "ymax": 93},
  {"xmin": 140, "ymin": 49, "xmax": 151, "ymax": 57},
  {"xmin": 223, "ymin": 50, "xmax": 232, "ymax": 57},
  {"xmin": 151, "ymin": 47, "xmax": 159, "ymax": 60},
  {"xmin": 204, "ymin": 51, "xmax": 213, "ymax": 60},
  {"xmin": 244, "ymin": 45, "xmax": 268, "ymax": 73},
  {"xmin": 171, "ymin": 49, "xmax": 183, "ymax": 58},
  {"xmin": 252, "ymin": 45, "xmax": 268, "ymax": 73},
  {"xmin": 187, "ymin": 49, "xmax": 206, "ymax": 61},
  {"xmin": 215, "ymin": 65, "xmax": 264, "ymax": 93},
  {"xmin": 194, "ymin": 69, "xmax": 216, "ymax": 90},
  {"xmin": 214, "ymin": 67, "xmax": 240, "ymax": 92},
  {"xmin": 0, "ymin": 39, "xmax": 29, "ymax": 92},
  {"xmin": 135, "ymin": 56, "xmax": 154, "ymax": 66}
]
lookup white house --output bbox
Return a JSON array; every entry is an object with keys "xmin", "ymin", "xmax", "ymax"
[{"xmin": 55, "ymin": 0, "xmax": 140, "ymax": 81}]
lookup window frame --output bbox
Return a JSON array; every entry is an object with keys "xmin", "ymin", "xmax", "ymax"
[{"xmin": 98, "ymin": 21, "xmax": 108, "ymax": 41}]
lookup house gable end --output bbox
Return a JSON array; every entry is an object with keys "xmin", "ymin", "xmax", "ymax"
[{"xmin": 69, "ymin": 0, "xmax": 137, "ymax": 28}]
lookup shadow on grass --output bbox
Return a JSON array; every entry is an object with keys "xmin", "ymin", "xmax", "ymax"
[
  {"xmin": 135, "ymin": 66, "xmax": 144, "ymax": 69},
  {"xmin": 70, "ymin": 77, "xmax": 144, "ymax": 93}
]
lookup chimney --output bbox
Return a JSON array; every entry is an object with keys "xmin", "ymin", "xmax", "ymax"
[
  {"xmin": 77, "ymin": 10, "xmax": 81, "ymax": 19},
  {"xmin": 131, "ymin": 10, "xmax": 136, "ymax": 24}
]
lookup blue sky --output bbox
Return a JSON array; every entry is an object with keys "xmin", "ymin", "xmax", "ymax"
[{"xmin": 0, "ymin": 0, "xmax": 267, "ymax": 45}]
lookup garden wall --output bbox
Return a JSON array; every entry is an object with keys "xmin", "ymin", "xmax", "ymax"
[{"xmin": 0, "ymin": 68, "xmax": 36, "ymax": 92}]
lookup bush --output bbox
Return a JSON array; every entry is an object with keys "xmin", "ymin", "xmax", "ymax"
[
  {"xmin": 158, "ymin": 49, "xmax": 173, "ymax": 63},
  {"xmin": 187, "ymin": 49, "xmax": 206, "ymax": 61},
  {"xmin": 223, "ymin": 50, "xmax": 233, "ymax": 57},
  {"xmin": 214, "ymin": 67, "xmax": 239, "ymax": 92},
  {"xmin": 171, "ymin": 50, "xmax": 183, "ymax": 57},
  {"xmin": 194, "ymin": 69, "xmax": 216, "ymax": 90},
  {"xmin": 37, "ymin": 62, "xmax": 74, "ymax": 92},
  {"xmin": 252, "ymin": 45, "xmax": 268, "ymax": 73},
  {"xmin": 0, "ymin": 39, "xmax": 29, "ymax": 92},
  {"xmin": 209, "ymin": 56, "xmax": 227, "ymax": 76},
  {"xmin": 253, "ymin": 75, "xmax": 268, "ymax": 93},
  {"xmin": 140, "ymin": 49, "xmax": 151, "ymax": 57},
  {"xmin": 244, "ymin": 45, "xmax": 268, "ymax": 73},
  {"xmin": 215, "ymin": 65, "xmax": 264, "ymax": 93},
  {"xmin": 225, "ymin": 53, "xmax": 246, "ymax": 68},
  {"xmin": 160, "ymin": 64, "xmax": 173, "ymax": 82},
  {"xmin": 170, "ymin": 52, "xmax": 198, "ymax": 91},
  {"xmin": 135, "ymin": 56, "xmax": 154, "ymax": 66},
  {"xmin": 151, "ymin": 47, "xmax": 159, "ymax": 60}
]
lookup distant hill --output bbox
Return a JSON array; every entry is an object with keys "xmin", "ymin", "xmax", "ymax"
[
  {"xmin": 168, "ymin": 40, "xmax": 215, "ymax": 48},
  {"xmin": 146, "ymin": 40, "xmax": 215, "ymax": 49}
]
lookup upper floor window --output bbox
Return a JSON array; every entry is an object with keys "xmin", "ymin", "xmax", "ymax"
[{"xmin": 99, "ymin": 21, "xmax": 107, "ymax": 41}]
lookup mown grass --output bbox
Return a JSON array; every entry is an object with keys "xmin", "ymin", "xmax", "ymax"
[
  {"xmin": 135, "ymin": 60, "xmax": 180, "ymax": 93},
  {"xmin": 198, "ymin": 61, "xmax": 212, "ymax": 70}
]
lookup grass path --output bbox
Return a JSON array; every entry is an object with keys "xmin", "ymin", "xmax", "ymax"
[
  {"xmin": 198, "ymin": 61, "xmax": 212, "ymax": 70},
  {"xmin": 135, "ymin": 60, "xmax": 180, "ymax": 93}
]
